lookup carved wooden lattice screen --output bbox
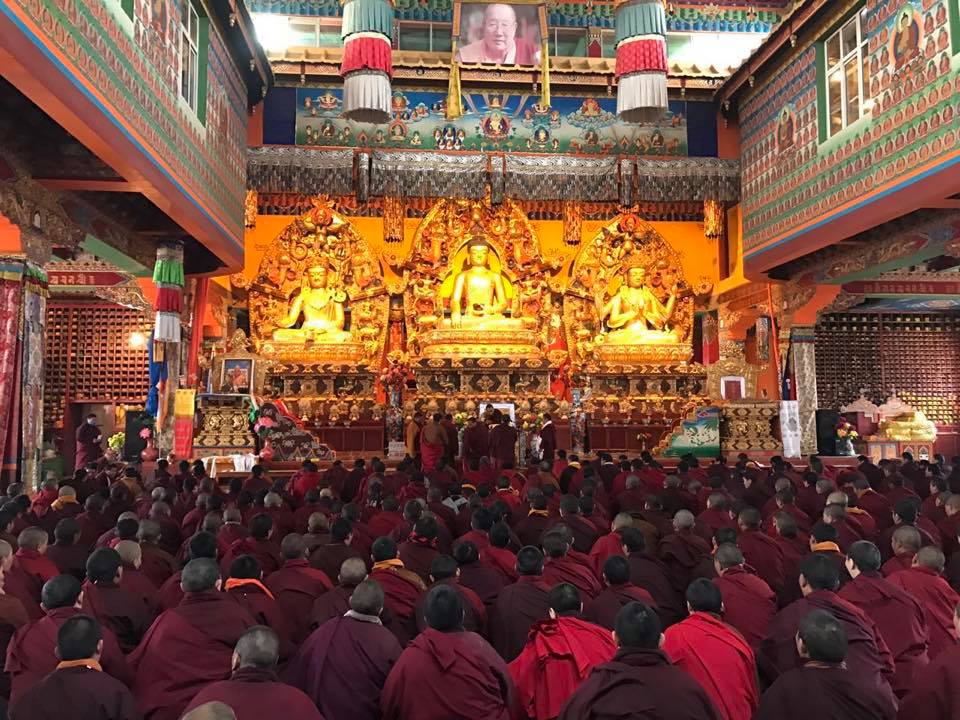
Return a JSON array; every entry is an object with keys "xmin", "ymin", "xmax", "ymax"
[
  {"xmin": 44, "ymin": 303, "xmax": 152, "ymax": 428},
  {"xmin": 815, "ymin": 312, "xmax": 960, "ymax": 425}
]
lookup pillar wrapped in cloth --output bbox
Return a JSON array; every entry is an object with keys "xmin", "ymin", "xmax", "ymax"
[
  {"xmin": 341, "ymin": 0, "xmax": 394, "ymax": 123},
  {"xmin": 153, "ymin": 243, "xmax": 184, "ymax": 343},
  {"xmin": 614, "ymin": 0, "xmax": 668, "ymax": 123}
]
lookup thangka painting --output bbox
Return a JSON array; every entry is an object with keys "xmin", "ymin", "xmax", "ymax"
[
  {"xmin": 296, "ymin": 87, "xmax": 688, "ymax": 155},
  {"xmin": 662, "ymin": 406, "xmax": 720, "ymax": 458}
]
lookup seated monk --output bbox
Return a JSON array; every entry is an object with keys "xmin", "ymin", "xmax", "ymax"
[
  {"xmin": 886, "ymin": 545, "xmax": 959, "ymax": 661},
  {"xmin": 130, "ymin": 558, "xmax": 257, "ymax": 720},
  {"xmin": 369, "ymin": 537, "xmax": 427, "ymax": 646},
  {"xmin": 896, "ymin": 600, "xmax": 960, "ymax": 717},
  {"xmin": 838, "ymin": 540, "xmax": 929, "ymax": 698},
  {"xmin": 80, "ymin": 548, "xmax": 150, "ymax": 653},
  {"xmin": 414, "ymin": 554, "xmax": 486, "ymax": 635},
  {"xmin": 263, "ymin": 534, "xmax": 333, "ymax": 644},
  {"xmin": 755, "ymin": 609, "xmax": 896, "ymax": 720},
  {"xmin": 489, "ymin": 546, "xmax": 551, "ymax": 662},
  {"xmin": 558, "ymin": 601, "xmax": 720, "ymax": 719},
  {"xmin": 9, "ymin": 615, "xmax": 139, "ymax": 720},
  {"xmin": 584, "ymin": 555, "xmax": 657, "ymax": 630},
  {"xmin": 310, "ymin": 557, "xmax": 369, "ymax": 630},
  {"xmin": 114, "ymin": 541, "xmax": 159, "ymax": 622},
  {"xmin": 711, "ymin": 543, "xmax": 777, "ymax": 650},
  {"xmin": 881, "ymin": 525, "xmax": 922, "ymax": 577},
  {"xmin": 45, "ymin": 518, "xmax": 88, "ymax": 582},
  {"xmin": 220, "ymin": 514, "xmax": 282, "ymax": 578},
  {"xmin": 509, "ymin": 583, "xmax": 617, "ymax": 720},
  {"xmin": 5, "ymin": 528, "xmax": 60, "ymax": 621},
  {"xmin": 157, "ymin": 531, "xmax": 218, "ymax": 612},
  {"xmin": 291, "ymin": 580, "xmax": 402, "ymax": 720},
  {"xmin": 541, "ymin": 531, "xmax": 602, "ymax": 600},
  {"xmin": 736, "ymin": 508, "xmax": 785, "ymax": 597},
  {"xmin": 397, "ymin": 516, "xmax": 440, "ymax": 585},
  {"xmin": 137, "ymin": 520, "xmax": 177, "ymax": 591},
  {"xmin": 662, "ymin": 579, "xmax": 760, "ymax": 720},
  {"xmin": 182, "ymin": 702, "xmax": 237, "ymax": 720},
  {"xmin": 183, "ymin": 626, "xmax": 322, "ymax": 720},
  {"xmin": 309, "ymin": 518, "xmax": 365, "ymax": 582},
  {"xmin": 659, "ymin": 510, "xmax": 712, "ymax": 597},
  {"xmin": 380, "ymin": 584, "xmax": 517, "ymax": 720},
  {"xmin": 223, "ymin": 556, "xmax": 293, "ymax": 660},
  {"xmin": 588, "ymin": 513, "xmax": 632, "ymax": 578},
  {"xmin": 620, "ymin": 527, "xmax": 684, "ymax": 627},
  {"xmin": 0, "ymin": 540, "xmax": 29, "ymax": 699},
  {"xmin": 6, "ymin": 575, "xmax": 132, "ymax": 705},
  {"xmin": 453, "ymin": 540, "xmax": 509, "ymax": 607}
]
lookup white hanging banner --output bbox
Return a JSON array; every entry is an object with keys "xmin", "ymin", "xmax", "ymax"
[{"xmin": 780, "ymin": 400, "xmax": 801, "ymax": 458}]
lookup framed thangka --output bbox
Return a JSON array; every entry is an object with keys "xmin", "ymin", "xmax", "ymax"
[{"xmin": 453, "ymin": 1, "xmax": 546, "ymax": 66}]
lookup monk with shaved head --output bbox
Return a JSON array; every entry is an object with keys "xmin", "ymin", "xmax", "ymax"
[
  {"xmin": 887, "ymin": 545, "xmax": 959, "ymax": 660},
  {"xmin": 183, "ymin": 626, "xmax": 322, "ymax": 720},
  {"xmin": 882, "ymin": 525, "xmax": 922, "ymax": 577},
  {"xmin": 5, "ymin": 528, "xmax": 59, "ymax": 620}
]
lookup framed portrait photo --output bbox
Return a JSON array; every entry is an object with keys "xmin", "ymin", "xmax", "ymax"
[
  {"xmin": 454, "ymin": 0, "xmax": 547, "ymax": 67},
  {"xmin": 220, "ymin": 358, "xmax": 254, "ymax": 395}
]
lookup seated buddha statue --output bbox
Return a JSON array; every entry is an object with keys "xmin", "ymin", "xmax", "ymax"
[
  {"xmin": 445, "ymin": 239, "xmax": 525, "ymax": 330},
  {"xmin": 272, "ymin": 264, "xmax": 352, "ymax": 342},
  {"xmin": 600, "ymin": 265, "xmax": 680, "ymax": 345}
]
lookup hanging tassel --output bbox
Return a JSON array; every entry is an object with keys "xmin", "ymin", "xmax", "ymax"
[
  {"xmin": 540, "ymin": 39, "xmax": 551, "ymax": 109},
  {"xmin": 446, "ymin": 47, "xmax": 463, "ymax": 120}
]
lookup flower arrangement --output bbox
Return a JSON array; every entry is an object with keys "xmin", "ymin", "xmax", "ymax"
[
  {"xmin": 453, "ymin": 412, "xmax": 468, "ymax": 429},
  {"xmin": 836, "ymin": 420, "xmax": 860, "ymax": 441},
  {"xmin": 379, "ymin": 356, "xmax": 410, "ymax": 392},
  {"xmin": 254, "ymin": 415, "xmax": 277, "ymax": 437},
  {"xmin": 520, "ymin": 411, "xmax": 545, "ymax": 432},
  {"xmin": 138, "ymin": 427, "xmax": 153, "ymax": 441},
  {"xmin": 107, "ymin": 432, "xmax": 125, "ymax": 451}
]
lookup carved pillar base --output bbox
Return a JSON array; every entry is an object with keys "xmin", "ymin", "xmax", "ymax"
[{"xmin": 791, "ymin": 325, "xmax": 819, "ymax": 456}]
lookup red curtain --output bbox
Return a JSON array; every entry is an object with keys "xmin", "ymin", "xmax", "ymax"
[{"xmin": 0, "ymin": 278, "xmax": 23, "ymax": 487}]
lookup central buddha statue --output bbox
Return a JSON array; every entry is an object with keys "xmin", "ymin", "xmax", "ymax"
[
  {"xmin": 272, "ymin": 264, "xmax": 352, "ymax": 342},
  {"xmin": 601, "ymin": 265, "xmax": 680, "ymax": 344},
  {"xmin": 445, "ymin": 239, "xmax": 524, "ymax": 330}
]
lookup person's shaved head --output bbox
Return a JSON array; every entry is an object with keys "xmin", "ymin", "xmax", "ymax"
[
  {"xmin": 181, "ymin": 703, "xmax": 237, "ymax": 720},
  {"xmin": 114, "ymin": 540, "xmax": 142, "ymax": 567},
  {"xmin": 234, "ymin": 626, "xmax": 280, "ymax": 669},
  {"xmin": 181, "ymin": 558, "xmax": 221, "ymax": 593},
  {"xmin": 0, "ymin": 539, "xmax": 13, "ymax": 561},
  {"xmin": 349, "ymin": 579, "xmax": 385, "ymax": 616},
  {"xmin": 673, "ymin": 510, "xmax": 695, "ymax": 531},
  {"xmin": 892, "ymin": 525, "xmax": 922, "ymax": 554},
  {"xmin": 915, "ymin": 546, "xmax": 946, "ymax": 573},
  {"xmin": 826, "ymin": 492, "xmax": 848, "ymax": 507},
  {"xmin": 338, "ymin": 557, "xmax": 368, "ymax": 585},
  {"xmin": 281, "ymin": 534, "xmax": 306, "ymax": 560},
  {"xmin": 41, "ymin": 575, "xmax": 82, "ymax": 610},
  {"xmin": 18, "ymin": 527, "xmax": 48, "ymax": 552},
  {"xmin": 715, "ymin": 543, "xmax": 744, "ymax": 570}
]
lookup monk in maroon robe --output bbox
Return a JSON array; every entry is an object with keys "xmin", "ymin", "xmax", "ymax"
[
  {"xmin": 183, "ymin": 626, "xmax": 322, "ymax": 720},
  {"xmin": 291, "ymin": 579, "xmax": 401, "ymax": 720},
  {"xmin": 220, "ymin": 514, "xmax": 282, "ymax": 578},
  {"xmin": 588, "ymin": 514, "xmax": 632, "ymax": 577},
  {"xmin": 758, "ymin": 554, "xmax": 896, "ymax": 707},
  {"xmin": 552, "ymin": 496, "xmax": 599, "ymax": 554},
  {"xmin": 514, "ymin": 496, "xmax": 552, "ymax": 547},
  {"xmin": 584, "ymin": 555, "xmax": 656, "ymax": 630},
  {"xmin": 6, "ymin": 575, "xmax": 132, "ymax": 705},
  {"xmin": 114, "ymin": 541, "xmax": 160, "ymax": 622},
  {"xmin": 509, "ymin": 583, "xmax": 617, "ymax": 720},
  {"xmin": 45, "ymin": 519, "xmax": 88, "ymax": 582},
  {"xmin": 755, "ymin": 609, "xmax": 896, "ymax": 720},
  {"xmin": 887, "ymin": 545, "xmax": 960, "ymax": 660},
  {"xmin": 659, "ymin": 511, "xmax": 711, "ymax": 596},
  {"xmin": 461, "ymin": 418, "xmax": 490, "ymax": 465},
  {"xmin": 264, "ymin": 534, "xmax": 333, "ymax": 644},
  {"xmin": 223, "ymin": 556, "xmax": 294, "ymax": 659},
  {"xmin": 559, "ymin": 601, "xmax": 720, "ymax": 720},
  {"xmin": 130, "ymin": 558, "xmax": 256, "ymax": 720},
  {"xmin": 309, "ymin": 519, "xmax": 365, "ymax": 580},
  {"xmin": 453, "ymin": 540, "xmax": 510, "ymax": 606},
  {"xmin": 489, "ymin": 417, "xmax": 518, "ymax": 468},
  {"xmin": 138, "ymin": 521, "xmax": 177, "ymax": 588},
  {"xmin": 156, "ymin": 531, "xmax": 219, "ymax": 611},
  {"xmin": 0, "ymin": 544, "xmax": 29, "ymax": 699},
  {"xmin": 620, "ymin": 527, "xmax": 684, "ymax": 626},
  {"xmin": 414, "ymin": 555, "xmax": 486, "ymax": 634},
  {"xmin": 381, "ymin": 585, "xmax": 516, "ymax": 720},
  {"xmin": 75, "ymin": 414, "xmax": 103, "ymax": 469},
  {"xmin": 397, "ymin": 516, "xmax": 440, "ymax": 584},
  {"xmin": 541, "ymin": 531, "xmax": 602, "ymax": 600},
  {"xmin": 6, "ymin": 529, "xmax": 60, "ymax": 621},
  {"xmin": 711, "ymin": 544, "xmax": 776, "ymax": 650},
  {"xmin": 736, "ymin": 509, "xmax": 785, "ymax": 595},
  {"xmin": 483, "ymin": 532, "xmax": 518, "ymax": 584},
  {"xmin": 80, "ymin": 548, "xmax": 150, "ymax": 653},
  {"xmin": 310, "ymin": 557, "xmax": 367, "ymax": 629},
  {"xmin": 663, "ymin": 580, "xmax": 760, "ymax": 720},
  {"xmin": 9, "ymin": 614, "xmax": 139, "ymax": 720},
  {"xmin": 489, "ymin": 547, "xmax": 551, "ymax": 661},
  {"xmin": 896, "ymin": 603, "xmax": 960, "ymax": 718},
  {"xmin": 369, "ymin": 537, "xmax": 427, "ymax": 646}
]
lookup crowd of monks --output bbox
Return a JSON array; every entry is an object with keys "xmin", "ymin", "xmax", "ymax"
[{"xmin": 1, "ymin": 442, "xmax": 960, "ymax": 719}]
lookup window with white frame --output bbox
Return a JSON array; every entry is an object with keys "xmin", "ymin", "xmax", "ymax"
[
  {"xmin": 823, "ymin": 8, "xmax": 870, "ymax": 138},
  {"xmin": 180, "ymin": 0, "xmax": 200, "ymax": 112}
]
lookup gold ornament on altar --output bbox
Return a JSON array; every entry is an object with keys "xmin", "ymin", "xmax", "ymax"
[
  {"xmin": 703, "ymin": 199, "xmax": 724, "ymax": 239},
  {"xmin": 397, "ymin": 198, "xmax": 555, "ymax": 359},
  {"xmin": 248, "ymin": 197, "xmax": 389, "ymax": 365},
  {"xmin": 564, "ymin": 212, "xmax": 693, "ymax": 365}
]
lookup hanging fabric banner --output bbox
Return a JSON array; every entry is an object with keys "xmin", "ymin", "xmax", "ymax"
[
  {"xmin": 341, "ymin": 0, "xmax": 394, "ymax": 122},
  {"xmin": 614, "ymin": 0, "xmax": 668, "ymax": 123}
]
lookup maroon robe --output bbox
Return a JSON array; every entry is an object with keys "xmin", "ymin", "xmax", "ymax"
[
  {"xmin": 461, "ymin": 424, "xmax": 490, "ymax": 463},
  {"xmin": 896, "ymin": 642, "xmax": 960, "ymax": 718},
  {"xmin": 838, "ymin": 571, "xmax": 929, "ymax": 697},
  {"xmin": 757, "ymin": 589, "xmax": 895, "ymax": 707},
  {"xmin": 381, "ymin": 628, "xmax": 515, "ymax": 720},
  {"xmin": 857, "ymin": 490, "xmax": 893, "ymax": 532},
  {"xmin": 183, "ymin": 666, "xmax": 322, "ymax": 720},
  {"xmin": 75, "ymin": 423, "xmax": 103, "ymax": 468},
  {"xmin": 556, "ymin": 515, "xmax": 600, "ymax": 555},
  {"xmin": 514, "ymin": 512, "xmax": 552, "ymax": 548},
  {"xmin": 218, "ymin": 523, "xmax": 249, "ymax": 551},
  {"xmin": 713, "ymin": 566, "xmax": 777, "ymax": 649},
  {"xmin": 457, "ymin": 560, "xmax": 510, "ymax": 606},
  {"xmin": 129, "ymin": 590, "xmax": 256, "ymax": 720},
  {"xmin": 489, "ymin": 424, "xmax": 518, "ymax": 466},
  {"xmin": 118, "ymin": 565, "xmax": 159, "ymax": 621},
  {"xmin": 5, "ymin": 551, "xmax": 59, "ymax": 621},
  {"xmin": 309, "ymin": 542, "xmax": 365, "ymax": 582},
  {"xmin": 0, "ymin": 595, "xmax": 29, "ymax": 699},
  {"xmin": 737, "ymin": 530, "xmax": 785, "ymax": 595},
  {"xmin": 397, "ymin": 541, "xmax": 439, "ymax": 584},
  {"xmin": 224, "ymin": 581, "xmax": 293, "ymax": 657},
  {"xmin": 583, "ymin": 583, "xmax": 656, "ymax": 630},
  {"xmin": 558, "ymin": 648, "xmax": 720, "ymax": 720},
  {"xmin": 80, "ymin": 581, "xmax": 151, "ymax": 653},
  {"xmin": 139, "ymin": 544, "xmax": 176, "ymax": 589},
  {"xmin": 625, "ymin": 551, "xmax": 684, "ymax": 626},
  {"xmin": 588, "ymin": 532, "xmax": 625, "ymax": 578},
  {"xmin": 542, "ymin": 555, "xmax": 602, "ymax": 600},
  {"xmin": 44, "ymin": 543, "xmax": 88, "ymax": 582},
  {"xmin": 887, "ymin": 565, "xmax": 960, "ymax": 660},
  {"xmin": 310, "ymin": 583, "xmax": 358, "ymax": 629},
  {"xmin": 370, "ymin": 564, "xmax": 427, "ymax": 646},
  {"xmin": 489, "ymin": 576, "xmax": 551, "ymax": 662},
  {"xmin": 290, "ymin": 613, "xmax": 402, "ymax": 720},
  {"xmin": 75, "ymin": 511, "xmax": 109, "ymax": 551},
  {"xmin": 755, "ymin": 663, "xmax": 896, "ymax": 720},
  {"xmin": 6, "ymin": 606, "xmax": 132, "ymax": 705},
  {"xmin": 415, "ymin": 578, "xmax": 486, "ymax": 635},
  {"xmin": 157, "ymin": 571, "xmax": 185, "ymax": 611},
  {"xmin": 9, "ymin": 665, "xmax": 139, "ymax": 720},
  {"xmin": 658, "ymin": 531, "xmax": 711, "ymax": 596},
  {"xmin": 264, "ymin": 558, "xmax": 334, "ymax": 644},
  {"xmin": 696, "ymin": 507, "xmax": 736, "ymax": 535},
  {"xmin": 368, "ymin": 511, "xmax": 404, "ymax": 540},
  {"xmin": 880, "ymin": 553, "xmax": 914, "ymax": 577},
  {"xmin": 220, "ymin": 537, "xmax": 282, "ymax": 578}
]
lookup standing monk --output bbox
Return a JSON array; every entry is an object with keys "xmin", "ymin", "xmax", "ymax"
[
  {"xmin": 75, "ymin": 414, "xmax": 103, "ymax": 470},
  {"xmin": 420, "ymin": 414, "xmax": 447, "ymax": 474},
  {"xmin": 488, "ymin": 415, "xmax": 518, "ymax": 469},
  {"xmin": 539, "ymin": 414, "xmax": 557, "ymax": 464},
  {"xmin": 130, "ymin": 558, "xmax": 257, "ymax": 720},
  {"xmin": 405, "ymin": 412, "xmax": 424, "ymax": 461},
  {"xmin": 381, "ymin": 585, "xmax": 516, "ymax": 720},
  {"xmin": 461, "ymin": 417, "xmax": 490, "ymax": 468},
  {"xmin": 662, "ymin": 580, "xmax": 760, "ymax": 720}
]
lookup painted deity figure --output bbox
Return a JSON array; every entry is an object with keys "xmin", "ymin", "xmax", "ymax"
[
  {"xmin": 447, "ymin": 240, "xmax": 523, "ymax": 329},
  {"xmin": 272, "ymin": 264, "xmax": 351, "ymax": 342},
  {"xmin": 600, "ymin": 265, "xmax": 680, "ymax": 344}
]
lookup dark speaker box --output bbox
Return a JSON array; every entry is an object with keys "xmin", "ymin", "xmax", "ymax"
[
  {"xmin": 123, "ymin": 413, "xmax": 152, "ymax": 462},
  {"xmin": 816, "ymin": 409, "xmax": 840, "ymax": 456}
]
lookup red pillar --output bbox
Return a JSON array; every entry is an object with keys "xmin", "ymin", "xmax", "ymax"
[{"xmin": 186, "ymin": 277, "xmax": 209, "ymax": 387}]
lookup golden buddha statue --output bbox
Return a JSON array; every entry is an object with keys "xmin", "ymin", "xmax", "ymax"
[
  {"xmin": 272, "ymin": 264, "xmax": 351, "ymax": 342},
  {"xmin": 601, "ymin": 265, "xmax": 680, "ymax": 345},
  {"xmin": 446, "ymin": 240, "xmax": 524, "ymax": 330}
]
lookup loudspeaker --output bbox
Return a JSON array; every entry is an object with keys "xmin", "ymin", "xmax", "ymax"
[
  {"xmin": 123, "ymin": 413, "xmax": 152, "ymax": 461},
  {"xmin": 815, "ymin": 410, "xmax": 840, "ymax": 456}
]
